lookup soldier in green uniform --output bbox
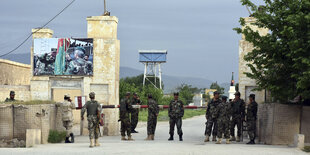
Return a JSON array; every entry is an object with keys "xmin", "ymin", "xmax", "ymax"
[
  {"xmin": 81, "ymin": 92, "xmax": 102, "ymax": 148},
  {"xmin": 5, "ymin": 91, "xmax": 16, "ymax": 102},
  {"xmin": 131, "ymin": 93, "xmax": 140, "ymax": 133},
  {"xmin": 230, "ymin": 91, "xmax": 245, "ymax": 142},
  {"xmin": 204, "ymin": 91, "xmax": 221, "ymax": 142},
  {"xmin": 145, "ymin": 94, "xmax": 159, "ymax": 140},
  {"xmin": 246, "ymin": 94, "xmax": 258, "ymax": 144},
  {"xmin": 119, "ymin": 92, "xmax": 134, "ymax": 141},
  {"xmin": 56, "ymin": 94, "xmax": 76, "ymax": 143},
  {"xmin": 168, "ymin": 92, "xmax": 184, "ymax": 141},
  {"xmin": 216, "ymin": 96, "xmax": 232, "ymax": 144}
]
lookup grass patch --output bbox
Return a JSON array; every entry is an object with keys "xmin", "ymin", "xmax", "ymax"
[
  {"xmin": 1, "ymin": 100, "xmax": 56, "ymax": 105},
  {"xmin": 138, "ymin": 109, "xmax": 205, "ymax": 122},
  {"xmin": 48, "ymin": 130, "xmax": 66, "ymax": 143},
  {"xmin": 303, "ymin": 146, "xmax": 310, "ymax": 152}
]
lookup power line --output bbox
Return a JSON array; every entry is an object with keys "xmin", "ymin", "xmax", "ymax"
[{"xmin": 0, "ymin": 0, "xmax": 76, "ymax": 58}]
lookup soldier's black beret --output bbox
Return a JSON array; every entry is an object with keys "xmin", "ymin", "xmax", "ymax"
[
  {"xmin": 249, "ymin": 94, "xmax": 255, "ymax": 98},
  {"xmin": 221, "ymin": 96, "xmax": 228, "ymax": 100},
  {"xmin": 234, "ymin": 91, "xmax": 241, "ymax": 96},
  {"xmin": 173, "ymin": 92, "xmax": 179, "ymax": 96},
  {"xmin": 148, "ymin": 94, "xmax": 152, "ymax": 98},
  {"xmin": 10, "ymin": 91, "xmax": 15, "ymax": 95},
  {"xmin": 126, "ymin": 92, "xmax": 131, "ymax": 96},
  {"xmin": 213, "ymin": 91, "xmax": 220, "ymax": 95}
]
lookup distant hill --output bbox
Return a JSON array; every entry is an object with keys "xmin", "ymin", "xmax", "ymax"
[{"xmin": 1, "ymin": 53, "xmax": 230, "ymax": 94}]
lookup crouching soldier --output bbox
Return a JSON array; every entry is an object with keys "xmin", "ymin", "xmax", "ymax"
[
  {"xmin": 56, "ymin": 94, "xmax": 76, "ymax": 143},
  {"xmin": 119, "ymin": 92, "xmax": 134, "ymax": 141},
  {"xmin": 81, "ymin": 92, "xmax": 102, "ymax": 148},
  {"xmin": 216, "ymin": 96, "xmax": 232, "ymax": 144}
]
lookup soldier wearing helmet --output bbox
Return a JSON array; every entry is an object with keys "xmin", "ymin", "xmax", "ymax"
[{"xmin": 81, "ymin": 92, "xmax": 102, "ymax": 147}]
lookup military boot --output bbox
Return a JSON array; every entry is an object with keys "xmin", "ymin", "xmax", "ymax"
[
  {"xmin": 236, "ymin": 136, "xmax": 240, "ymax": 142},
  {"xmin": 95, "ymin": 139, "xmax": 100, "ymax": 146},
  {"xmin": 216, "ymin": 138, "xmax": 222, "ymax": 144},
  {"xmin": 65, "ymin": 137, "xmax": 71, "ymax": 143},
  {"xmin": 179, "ymin": 135, "xmax": 183, "ymax": 141},
  {"xmin": 226, "ymin": 139, "xmax": 231, "ymax": 144},
  {"xmin": 144, "ymin": 135, "xmax": 152, "ymax": 140},
  {"xmin": 246, "ymin": 140, "xmax": 255, "ymax": 145},
  {"xmin": 127, "ymin": 136, "xmax": 134, "ymax": 141},
  {"xmin": 212, "ymin": 136, "xmax": 217, "ymax": 142},
  {"xmin": 151, "ymin": 134, "xmax": 155, "ymax": 140},
  {"xmin": 230, "ymin": 136, "xmax": 236, "ymax": 141},
  {"xmin": 204, "ymin": 135, "xmax": 210, "ymax": 142},
  {"xmin": 70, "ymin": 133, "xmax": 74, "ymax": 143},
  {"xmin": 89, "ymin": 139, "xmax": 94, "ymax": 148},
  {"xmin": 168, "ymin": 134, "xmax": 174, "ymax": 141},
  {"xmin": 121, "ymin": 136, "xmax": 127, "ymax": 140}
]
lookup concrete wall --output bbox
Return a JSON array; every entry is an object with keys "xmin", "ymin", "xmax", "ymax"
[
  {"xmin": 0, "ymin": 104, "xmax": 65, "ymax": 144},
  {"xmin": 0, "ymin": 59, "xmax": 31, "ymax": 85},
  {"xmin": 0, "ymin": 85, "xmax": 30, "ymax": 102},
  {"xmin": 238, "ymin": 17, "xmax": 268, "ymax": 104},
  {"xmin": 257, "ymin": 103, "xmax": 310, "ymax": 144}
]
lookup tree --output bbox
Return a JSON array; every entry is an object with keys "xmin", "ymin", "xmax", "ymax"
[
  {"xmin": 176, "ymin": 84, "xmax": 199, "ymax": 104},
  {"xmin": 209, "ymin": 82, "xmax": 225, "ymax": 94},
  {"xmin": 234, "ymin": 0, "xmax": 310, "ymax": 102}
]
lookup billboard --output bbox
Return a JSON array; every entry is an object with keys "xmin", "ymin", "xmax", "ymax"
[{"xmin": 33, "ymin": 38, "xmax": 93, "ymax": 76}]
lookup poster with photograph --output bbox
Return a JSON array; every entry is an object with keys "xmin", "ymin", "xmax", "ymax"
[{"xmin": 33, "ymin": 38, "xmax": 93, "ymax": 76}]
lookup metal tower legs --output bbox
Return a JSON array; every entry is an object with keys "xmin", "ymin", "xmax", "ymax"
[{"xmin": 143, "ymin": 62, "xmax": 162, "ymax": 89}]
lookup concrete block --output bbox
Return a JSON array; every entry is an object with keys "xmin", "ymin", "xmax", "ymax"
[
  {"xmin": 26, "ymin": 129, "xmax": 41, "ymax": 148},
  {"xmin": 294, "ymin": 134, "xmax": 305, "ymax": 149}
]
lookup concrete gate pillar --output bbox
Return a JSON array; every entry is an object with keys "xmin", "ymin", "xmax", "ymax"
[{"xmin": 87, "ymin": 16, "xmax": 120, "ymax": 135}]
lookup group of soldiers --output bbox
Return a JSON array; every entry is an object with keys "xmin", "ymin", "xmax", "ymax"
[
  {"xmin": 204, "ymin": 91, "xmax": 258, "ymax": 144},
  {"xmin": 3, "ymin": 89, "xmax": 257, "ymax": 147}
]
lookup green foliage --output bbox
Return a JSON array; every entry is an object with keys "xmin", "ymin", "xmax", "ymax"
[
  {"xmin": 235, "ymin": 0, "xmax": 310, "ymax": 101},
  {"xmin": 48, "ymin": 130, "xmax": 66, "ymax": 143},
  {"xmin": 210, "ymin": 82, "xmax": 225, "ymax": 94},
  {"xmin": 119, "ymin": 76, "xmax": 163, "ymax": 105},
  {"xmin": 138, "ymin": 109, "xmax": 205, "ymax": 122},
  {"xmin": 176, "ymin": 84, "xmax": 199, "ymax": 104},
  {"xmin": 235, "ymin": 83, "xmax": 239, "ymax": 92}
]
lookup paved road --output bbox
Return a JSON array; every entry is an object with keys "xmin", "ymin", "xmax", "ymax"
[{"xmin": 2, "ymin": 116, "xmax": 307, "ymax": 155}]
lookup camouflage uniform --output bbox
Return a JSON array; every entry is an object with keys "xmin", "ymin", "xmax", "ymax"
[
  {"xmin": 168, "ymin": 100, "xmax": 184, "ymax": 137},
  {"xmin": 119, "ymin": 97, "xmax": 133, "ymax": 137},
  {"xmin": 247, "ymin": 101, "xmax": 258, "ymax": 141},
  {"xmin": 131, "ymin": 97, "xmax": 140, "ymax": 132},
  {"xmin": 81, "ymin": 100, "xmax": 102, "ymax": 139},
  {"xmin": 217, "ymin": 101, "xmax": 232, "ymax": 139},
  {"xmin": 230, "ymin": 99, "xmax": 245, "ymax": 138},
  {"xmin": 147, "ymin": 98, "xmax": 159, "ymax": 136},
  {"xmin": 56, "ymin": 100, "xmax": 75, "ymax": 137},
  {"xmin": 205, "ymin": 98, "xmax": 221, "ymax": 137}
]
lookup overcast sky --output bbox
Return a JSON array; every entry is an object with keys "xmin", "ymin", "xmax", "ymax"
[{"xmin": 0, "ymin": 0, "xmax": 263, "ymax": 83}]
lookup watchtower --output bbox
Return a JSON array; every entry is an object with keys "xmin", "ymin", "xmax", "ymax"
[{"xmin": 139, "ymin": 50, "xmax": 167, "ymax": 89}]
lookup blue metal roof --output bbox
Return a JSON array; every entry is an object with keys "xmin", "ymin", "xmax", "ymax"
[{"xmin": 139, "ymin": 50, "xmax": 167, "ymax": 62}]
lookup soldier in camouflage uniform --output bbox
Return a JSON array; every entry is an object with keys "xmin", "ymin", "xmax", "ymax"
[
  {"xmin": 5, "ymin": 91, "xmax": 16, "ymax": 102},
  {"xmin": 56, "ymin": 94, "xmax": 76, "ymax": 143},
  {"xmin": 230, "ymin": 91, "xmax": 245, "ymax": 142},
  {"xmin": 216, "ymin": 96, "xmax": 232, "ymax": 144},
  {"xmin": 246, "ymin": 94, "xmax": 258, "ymax": 145},
  {"xmin": 145, "ymin": 94, "xmax": 159, "ymax": 140},
  {"xmin": 81, "ymin": 92, "xmax": 102, "ymax": 148},
  {"xmin": 168, "ymin": 92, "xmax": 184, "ymax": 141},
  {"xmin": 131, "ymin": 93, "xmax": 140, "ymax": 133},
  {"xmin": 119, "ymin": 92, "xmax": 134, "ymax": 141},
  {"xmin": 204, "ymin": 91, "xmax": 221, "ymax": 142}
]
